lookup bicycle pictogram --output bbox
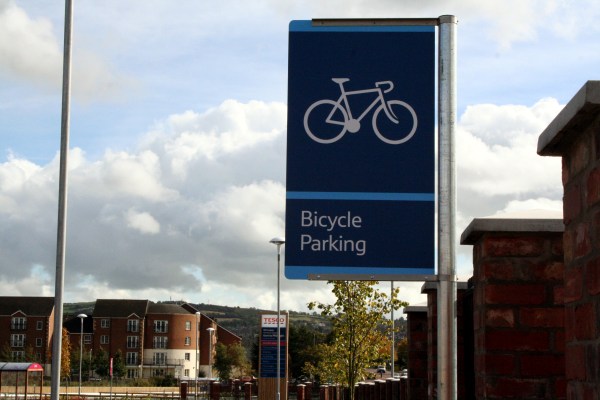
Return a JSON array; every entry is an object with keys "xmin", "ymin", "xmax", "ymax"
[{"xmin": 303, "ymin": 78, "xmax": 418, "ymax": 145}]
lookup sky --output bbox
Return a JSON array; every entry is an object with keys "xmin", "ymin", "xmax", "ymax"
[{"xmin": 1, "ymin": 0, "xmax": 598, "ymax": 313}]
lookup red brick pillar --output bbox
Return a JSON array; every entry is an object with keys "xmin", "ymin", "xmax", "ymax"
[
  {"xmin": 210, "ymin": 381, "xmax": 221, "ymax": 400},
  {"xmin": 244, "ymin": 382, "xmax": 252, "ymax": 400},
  {"xmin": 538, "ymin": 80, "xmax": 600, "ymax": 399},
  {"xmin": 375, "ymin": 379, "xmax": 386, "ymax": 400},
  {"xmin": 320, "ymin": 384, "xmax": 329, "ymax": 400},
  {"xmin": 404, "ymin": 306, "xmax": 428, "ymax": 400},
  {"xmin": 461, "ymin": 214, "xmax": 565, "ymax": 399},
  {"xmin": 297, "ymin": 384, "xmax": 306, "ymax": 400},
  {"xmin": 328, "ymin": 385, "xmax": 336, "ymax": 400},
  {"xmin": 210, "ymin": 382, "xmax": 221, "ymax": 400},
  {"xmin": 422, "ymin": 282, "xmax": 437, "ymax": 400}
]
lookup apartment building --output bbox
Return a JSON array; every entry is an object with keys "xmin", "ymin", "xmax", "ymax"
[
  {"xmin": 0, "ymin": 297, "xmax": 240, "ymax": 380},
  {"xmin": 0, "ymin": 296, "xmax": 55, "ymax": 371},
  {"xmin": 67, "ymin": 299, "xmax": 241, "ymax": 380}
]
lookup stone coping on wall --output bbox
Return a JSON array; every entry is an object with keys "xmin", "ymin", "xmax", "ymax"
[
  {"xmin": 420, "ymin": 281, "xmax": 469, "ymax": 293},
  {"xmin": 403, "ymin": 304, "xmax": 428, "ymax": 314},
  {"xmin": 460, "ymin": 209, "xmax": 564, "ymax": 245},
  {"xmin": 537, "ymin": 80, "xmax": 600, "ymax": 156}
]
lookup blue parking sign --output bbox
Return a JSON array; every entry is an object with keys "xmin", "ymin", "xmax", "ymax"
[{"xmin": 285, "ymin": 21, "xmax": 435, "ymax": 279}]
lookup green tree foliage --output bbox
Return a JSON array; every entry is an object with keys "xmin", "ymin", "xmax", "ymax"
[
  {"xmin": 288, "ymin": 324, "xmax": 326, "ymax": 380},
  {"xmin": 396, "ymin": 337, "xmax": 408, "ymax": 370},
  {"xmin": 61, "ymin": 328, "xmax": 71, "ymax": 377},
  {"xmin": 307, "ymin": 281, "xmax": 407, "ymax": 399},
  {"xmin": 93, "ymin": 347, "xmax": 110, "ymax": 377},
  {"xmin": 214, "ymin": 342, "xmax": 250, "ymax": 381},
  {"xmin": 112, "ymin": 349, "xmax": 126, "ymax": 378}
]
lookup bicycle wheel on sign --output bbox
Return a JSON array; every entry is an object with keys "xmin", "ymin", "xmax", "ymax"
[
  {"xmin": 372, "ymin": 100, "xmax": 418, "ymax": 144},
  {"xmin": 303, "ymin": 99, "xmax": 348, "ymax": 144}
]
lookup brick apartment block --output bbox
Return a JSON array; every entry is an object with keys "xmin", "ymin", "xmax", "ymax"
[{"xmin": 1, "ymin": 297, "xmax": 240, "ymax": 380}]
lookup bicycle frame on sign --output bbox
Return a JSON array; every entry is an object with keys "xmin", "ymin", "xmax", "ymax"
[{"xmin": 332, "ymin": 81, "xmax": 399, "ymax": 124}]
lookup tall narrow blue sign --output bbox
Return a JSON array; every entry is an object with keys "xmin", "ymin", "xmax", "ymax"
[{"xmin": 286, "ymin": 21, "xmax": 435, "ymax": 279}]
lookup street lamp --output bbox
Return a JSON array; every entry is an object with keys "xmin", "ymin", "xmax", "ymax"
[
  {"xmin": 206, "ymin": 327, "xmax": 215, "ymax": 379},
  {"xmin": 269, "ymin": 237, "xmax": 285, "ymax": 400},
  {"xmin": 195, "ymin": 311, "xmax": 200, "ymax": 400},
  {"xmin": 77, "ymin": 313, "xmax": 87, "ymax": 397}
]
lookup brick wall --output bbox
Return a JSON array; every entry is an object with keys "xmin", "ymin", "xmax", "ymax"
[
  {"xmin": 461, "ymin": 216, "xmax": 565, "ymax": 399},
  {"xmin": 538, "ymin": 80, "xmax": 600, "ymax": 400},
  {"xmin": 420, "ymin": 282, "xmax": 469, "ymax": 399},
  {"xmin": 405, "ymin": 306, "xmax": 428, "ymax": 400}
]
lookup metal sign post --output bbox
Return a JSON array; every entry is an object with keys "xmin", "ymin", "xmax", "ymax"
[{"xmin": 438, "ymin": 15, "xmax": 458, "ymax": 400}]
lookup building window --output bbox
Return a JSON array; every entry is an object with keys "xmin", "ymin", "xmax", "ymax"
[
  {"xmin": 11, "ymin": 317, "xmax": 26, "ymax": 330},
  {"xmin": 127, "ymin": 336, "xmax": 139, "ymax": 349},
  {"xmin": 84, "ymin": 334, "xmax": 92, "ymax": 344},
  {"xmin": 126, "ymin": 352, "xmax": 138, "ymax": 365},
  {"xmin": 153, "ymin": 336, "xmax": 168, "ymax": 349},
  {"xmin": 10, "ymin": 334, "xmax": 25, "ymax": 347},
  {"xmin": 100, "ymin": 335, "xmax": 109, "ymax": 344},
  {"xmin": 184, "ymin": 353, "xmax": 190, "ymax": 361},
  {"xmin": 153, "ymin": 353, "xmax": 167, "ymax": 366},
  {"xmin": 35, "ymin": 338, "xmax": 43, "ymax": 347},
  {"xmin": 101, "ymin": 319, "xmax": 110, "ymax": 328},
  {"xmin": 153, "ymin": 320, "xmax": 168, "ymax": 333},
  {"xmin": 12, "ymin": 351, "xmax": 25, "ymax": 361},
  {"xmin": 152, "ymin": 368, "xmax": 165, "ymax": 377},
  {"xmin": 185, "ymin": 321, "xmax": 191, "ymax": 331},
  {"xmin": 127, "ymin": 319, "xmax": 139, "ymax": 332},
  {"xmin": 184, "ymin": 337, "xmax": 191, "ymax": 346},
  {"xmin": 184, "ymin": 369, "xmax": 190, "ymax": 377},
  {"xmin": 36, "ymin": 321, "xmax": 43, "ymax": 330},
  {"xmin": 127, "ymin": 369, "xmax": 138, "ymax": 379}
]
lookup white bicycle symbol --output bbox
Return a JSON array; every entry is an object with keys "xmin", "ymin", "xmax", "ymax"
[{"xmin": 303, "ymin": 78, "xmax": 418, "ymax": 145}]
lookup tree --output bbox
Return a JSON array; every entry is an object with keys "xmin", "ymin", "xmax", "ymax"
[
  {"xmin": 93, "ymin": 347, "xmax": 110, "ymax": 377},
  {"xmin": 396, "ymin": 337, "xmax": 409, "ymax": 370},
  {"xmin": 214, "ymin": 342, "xmax": 250, "ymax": 381},
  {"xmin": 112, "ymin": 350, "xmax": 126, "ymax": 378},
  {"xmin": 61, "ymin": 328, "xmax": 71, "ymax": 378},
  {"xmin": 288, "ymin": 324, "xmax": 326, "ymax": 380},
  {"xmin": 307, "ymin": 281, "xmax": 407, "ymax": 400}
]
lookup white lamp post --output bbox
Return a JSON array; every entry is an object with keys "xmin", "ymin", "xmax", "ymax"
[
  {"xmin": 206, "ymin": 327, "xmax": 215, "ymax": 379},
  {"xmin": 269, "ymin": 237, "xmax": 285, "ymax": 400},
  {"xmin": 77, "ymin": 313, "xmax": 87, "ymax": 397},
  {"xmin": 195, "ymin": 311, "xmax": 200, "ymax": 400}
]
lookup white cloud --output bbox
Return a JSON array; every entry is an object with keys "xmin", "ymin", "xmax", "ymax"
[
  {"xmin": 0, "ymin": 0, "xmax": 61, "ymax": 86},
  {"xmin": 125, "ymin": 208, "xmax": 161, "ymax": 235},
  {"xmin": 146, "ymin": 100, "xmax": 286, "ymax": 179},
  {"xmin": 498, "ymin": 198, "xmax": 563, "ymax": 215},
  {"xmin": 457, "ymin": 98, "xmax": 563, "ymax": 197},
  {"xmin": 0, "ymin": 1, "xmax": 135, "ymax": 100}
]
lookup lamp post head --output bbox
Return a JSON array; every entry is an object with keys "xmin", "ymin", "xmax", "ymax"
[
  {"xmin": 269, "ymin": 237, "xmax": 285, "ymax": 246},
  {"xmin": 77, "ymin": 313, "xmax": 87, "ymax": 319}
]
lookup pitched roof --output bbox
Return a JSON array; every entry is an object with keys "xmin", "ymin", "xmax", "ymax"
[
  {"xmin": 0, "ymin": 297, "xmax": 54, "ymax": 316},
  {"xmin": 93, "ymin": 299, "xmax": 150, "ymax": 318},
  {"xmin": 147, "ymin": 302, "xmax": 192, "ymax": 315}
]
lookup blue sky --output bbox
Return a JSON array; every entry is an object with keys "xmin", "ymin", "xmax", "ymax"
[{"xmin": 1, "ymin": 0, "xmax": 597, "ymax": 311}]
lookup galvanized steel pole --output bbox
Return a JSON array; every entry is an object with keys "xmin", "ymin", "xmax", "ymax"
[
  {"xmin": 51, "ymin": 1, "xmax": 73, "ymax": 400},
  {"xmin": 437, "ymin": 15, "xmax": 457, "ymax": 400}
]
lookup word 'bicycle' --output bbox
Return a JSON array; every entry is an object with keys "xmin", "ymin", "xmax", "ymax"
[{"xmin": 303, "ymin": 78, "xmax": 418, "ymax": 145}]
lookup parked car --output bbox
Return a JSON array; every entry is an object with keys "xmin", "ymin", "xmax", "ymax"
[{"xmin": 376, "ymin": 366, "xmax": 386, "ymax": 374}]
